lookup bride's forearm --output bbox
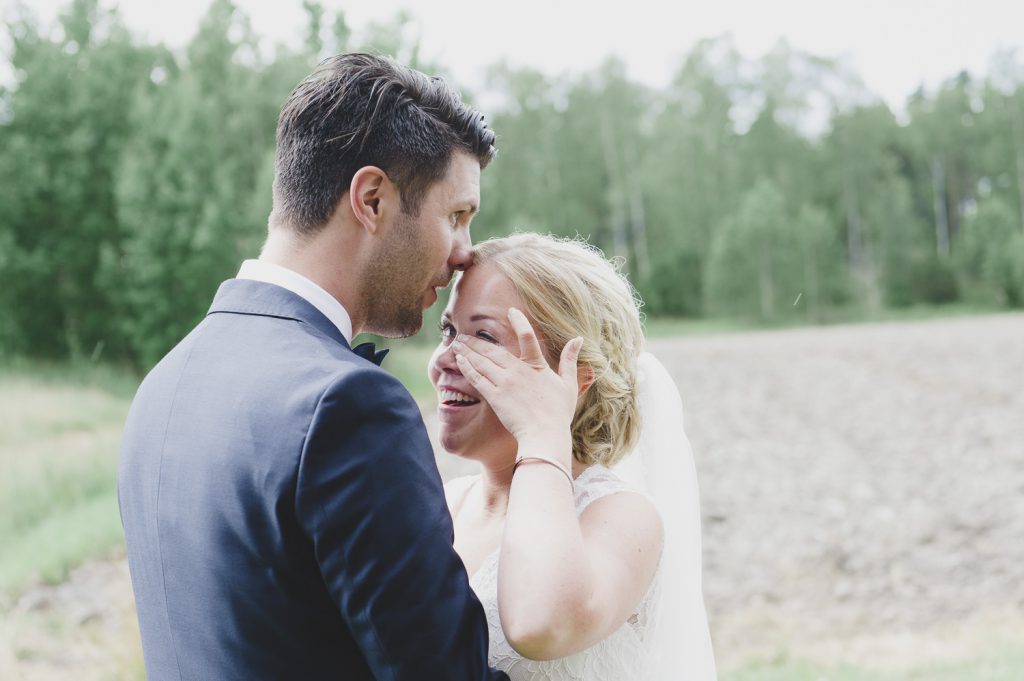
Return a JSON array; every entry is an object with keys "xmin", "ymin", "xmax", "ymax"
[{"xmin": 497, "ymin": 436, "xmax": 595, "ymax": 659}]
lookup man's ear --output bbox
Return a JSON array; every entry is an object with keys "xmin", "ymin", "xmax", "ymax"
[
  {"xmin": 576, "ymin": 364, "xmax": 595, "ymax": 399},
  {"xmin": 348, "ymin": 166, "xmax": 395, "ymax": 234}
]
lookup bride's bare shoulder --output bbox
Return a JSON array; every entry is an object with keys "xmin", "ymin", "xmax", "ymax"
[
  {"xmin": 578, "ymin": 480, "xmax": 664, "ymax": 591},
  {"xmin": 572, "ymin": 486, "xmax": 663, "ymax": 641}
]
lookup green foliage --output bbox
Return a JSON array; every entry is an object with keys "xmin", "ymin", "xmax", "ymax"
[
  {"xmin": 706, "ymin": 179, "xmax": 804, "ymax": 320},
  {"xmin": 867, "ymin": 176, "xmax": 957, "ymax": 307},
  {"xmin": 114, "ymin": 0, "xmax": 287, "ymax": 367},
  {"xmin": 638, "ymin": 249, "xmax": 704, "ymax": 317},
  {"xmin": 2, "ymin": 4, "xmax": 1023, "ymax": 366},
  {"xmin": 0, "ymin": 0, "xmax": 157, "ymax": 360},
  {"xmin": 955, "ymin": 196, "xmax": 1024, "ymax": 306},
  {"xmin": 794, "ymin": 203, "xmax": 850, "ymax": 319}
]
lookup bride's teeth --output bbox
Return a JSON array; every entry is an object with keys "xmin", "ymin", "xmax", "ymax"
[{"xmin": 440, "ymin": 389, "xmax": 476, "ymax": 404}]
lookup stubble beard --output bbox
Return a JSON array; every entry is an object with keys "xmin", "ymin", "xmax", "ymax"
[{"xmin": 361, "ymin": 210, "xmax": 436, "ymax": 339}]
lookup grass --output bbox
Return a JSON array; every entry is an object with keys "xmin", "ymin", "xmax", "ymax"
[
  {"xmin": 0, "ymin": 356, "xmax": 141, "ymax": 398},
  {"xmin": 725, "ymin": 645, "xmax": 1024, "ymax": 681},
  {"xmin": 0, "ymin": 360, "xmax": 133, "ymax": 597},
  {"xmin": 0, "ymin": 494, "xmax": 124, "ymax": 590},
  {"xmin": 377, "ymin": 340, "xmax": 438, "ymax": 404}
]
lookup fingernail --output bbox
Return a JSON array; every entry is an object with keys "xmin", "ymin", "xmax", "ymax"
[
  {"xmin": 508, "ymin": 307, "xmax": 521, "ymax": 318},
  {"xmin": 451, "ymin": 340, "xmax": 463, "ymax": 351}
]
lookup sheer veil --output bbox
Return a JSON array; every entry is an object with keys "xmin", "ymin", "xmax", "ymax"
[{"xmin": 613, "ymin": 352, "xmax": 717, "ymax": 681}]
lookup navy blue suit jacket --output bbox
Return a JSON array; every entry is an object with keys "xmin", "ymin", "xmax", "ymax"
[{"xmin": 118, "ymin": 279, "xmax": 506, "ymax": 681}]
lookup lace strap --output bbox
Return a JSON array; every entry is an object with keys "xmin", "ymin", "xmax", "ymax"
[{"xmin": 573, "ymin": 465, "xmax": 632, "ymax": 515}]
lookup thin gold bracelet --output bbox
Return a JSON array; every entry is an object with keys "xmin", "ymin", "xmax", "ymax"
[{"xmin": 513, "ymin": 455, "xmax": 575, "ymax": 493}]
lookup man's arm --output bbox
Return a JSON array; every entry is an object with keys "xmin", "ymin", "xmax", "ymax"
[{"xmin": 295, "ymin": 366, "xmax": 506, "ymax": 681}]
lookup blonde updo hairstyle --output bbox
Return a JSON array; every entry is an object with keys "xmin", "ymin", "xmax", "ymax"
[{"xmin": 472, "ymin": 233, "xmax": 644, "ymax": 467}]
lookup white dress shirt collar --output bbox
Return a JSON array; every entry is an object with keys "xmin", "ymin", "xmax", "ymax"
[{"xmin": 236, "ymin": 259, "xmax": 353, "ymax": 343}]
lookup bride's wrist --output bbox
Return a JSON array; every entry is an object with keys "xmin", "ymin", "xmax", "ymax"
[{"xmin": 515, "ymin": 433, "xmax": 573, "ymax": 467}]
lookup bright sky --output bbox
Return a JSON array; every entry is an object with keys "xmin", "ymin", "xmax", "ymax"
[{"xmin": 6, "ymin": 0, "xmax": 1024, "ymax": 112}]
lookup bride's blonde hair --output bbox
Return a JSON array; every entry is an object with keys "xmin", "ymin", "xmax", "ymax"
[{"xmin": 472, "ymin": 233, "xmax": 644, "ymax": 467}]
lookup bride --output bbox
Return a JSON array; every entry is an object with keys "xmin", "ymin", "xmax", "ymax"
[{"xmin": 427, "ymin": 233, "xmax": 717, "ymax": 681}]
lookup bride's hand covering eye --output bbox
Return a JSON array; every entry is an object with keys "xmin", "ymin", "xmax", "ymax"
[
  {"xmin": 452, "ymin": 307, "xmax": 582, "ymax": 448},
  {"xmin": 439, "ymin": 318, "xmax": 498, "ymax": 345}
]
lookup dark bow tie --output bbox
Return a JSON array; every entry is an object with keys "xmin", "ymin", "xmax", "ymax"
[{"xmin": 352, "ymin": 341, "xmax": 389, "ymax": 367}]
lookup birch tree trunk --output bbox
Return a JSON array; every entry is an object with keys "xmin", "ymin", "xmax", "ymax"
[
  {"xmin": 931, "ymin": 156, "xmax": 951, "ymax": 258},
  {"xmin": 600, "ymin": 110, "xmax": 629, "ymax": 264}
]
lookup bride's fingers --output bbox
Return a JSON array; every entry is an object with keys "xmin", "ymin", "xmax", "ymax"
[
  {"xmin": 454, "ymin": 353, "xmax": 497, "ymax": 397},
  {"xmin": 558, "ymin": 337, "xmax": 584, "ymax": 388},
  {"xmin": 452, "ymin": 340, "xmax": 505, "ymax": 384},
  {"xmin": 508, "ymin": 308, "xmax": 546, "ymax": 367},
  {"xmin": 454, "ymin": 334, "xmax": 512, "ymax": 369}
]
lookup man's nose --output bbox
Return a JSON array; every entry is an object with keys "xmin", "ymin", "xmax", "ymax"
[{"xmin": 449, "ymin": 229, "xmax": 473, "ymax": 271}]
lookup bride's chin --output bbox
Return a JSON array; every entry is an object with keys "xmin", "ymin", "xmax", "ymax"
[{"xmin": 439, "ymin": 434, "xmax": 471, "ymax": 460}]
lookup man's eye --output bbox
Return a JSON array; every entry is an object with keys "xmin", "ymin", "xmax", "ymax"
[{"xmin": 451, "ymin": 211, "xmax": 465, "ymax": 223}]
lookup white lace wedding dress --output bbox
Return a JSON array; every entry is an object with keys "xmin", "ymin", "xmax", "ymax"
[
  {"xmin": 452, "ymin": 465, "xmax": 660, "ymax": 681},
  {"xmin": 449, "ymin": 352, "xmax": 717, "ymax": 681}
]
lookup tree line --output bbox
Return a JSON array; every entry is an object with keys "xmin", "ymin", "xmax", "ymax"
[{"xmin": 2, "ymin": 0, "xmax": 1023, "ymax": 369}]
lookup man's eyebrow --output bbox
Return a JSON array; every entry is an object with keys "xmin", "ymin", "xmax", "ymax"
[{"xmin": 453, "ymin": 198, "xmax": 478, "ymax": 213}]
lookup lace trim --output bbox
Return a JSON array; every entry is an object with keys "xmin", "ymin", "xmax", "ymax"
[{"xmin": 572, "ymin": 465, "xmax": 631, "ymax": 515}]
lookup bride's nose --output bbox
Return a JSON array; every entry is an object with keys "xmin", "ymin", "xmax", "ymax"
[{"xmin": 434, "ymin": 342, "xmax": 461, "ymax": 375}]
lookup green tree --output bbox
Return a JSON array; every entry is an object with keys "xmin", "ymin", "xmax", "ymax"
[
  {"xmin": 0, "ymin": 0, "xmax": 155, "ymax": 359},
  {"xmin": 706, "ymin": 179, "xmax": 803, "ymax": 319},
  {"xmin": 956, "ymin": 196, "xmax": 1024, "ymax": 306},
  {"xmin": 474, "ymin": 63, "xmax": 566, "ymax": 239},
  {"xmin": 477, "ymin": 58, "xmax": 652, "ymax": 277},
  {"xmin": 979, "ymin": 50, "xmax": 1024, "ymax": 234},
  {"xmin": 794, "ymin": 204, "xmax": 848, "ymax": 321},
  {"xmin": 906, "ymin": 73, "xmax": 985, "ymax": 259},
  {"xmin": 113, "ymin": 0, "xmax": 284, "ymax": 366},
  {"xmin": 639, "ymin": 37, "xmax": 744, "ymax": 315}
]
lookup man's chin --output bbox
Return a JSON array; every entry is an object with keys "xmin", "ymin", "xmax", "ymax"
[{"xmin": 366, "ymin": 312, "xmax": 423, "ymax": 339}]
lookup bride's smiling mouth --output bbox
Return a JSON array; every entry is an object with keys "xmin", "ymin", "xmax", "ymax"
[{"xmin": 437, "ymin": 386, "xmax": 481, "ymax": 410}]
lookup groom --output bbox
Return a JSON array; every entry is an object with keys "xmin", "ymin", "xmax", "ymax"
[{"xmin": 118, "ymin": 54, "xmax": 507, "ymax": 680}]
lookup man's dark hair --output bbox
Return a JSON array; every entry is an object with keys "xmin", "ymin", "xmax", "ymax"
[{"xmin": 270, "ymin": 53, "xmax": 496, "ymax": 236}]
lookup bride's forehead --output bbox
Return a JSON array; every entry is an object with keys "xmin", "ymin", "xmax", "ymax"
[
  {"xmin": 451, "ymin": 264, "xmax": 519, "ymax": 305},
  {"xmin": 450, "ymin": 266, "xmax": 524, "ymax": 319}
]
